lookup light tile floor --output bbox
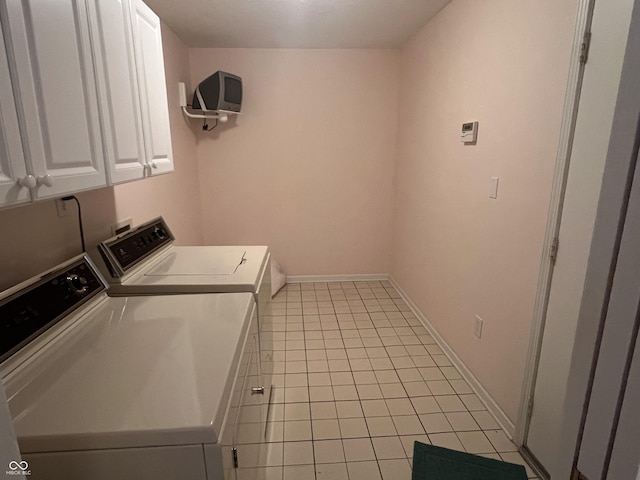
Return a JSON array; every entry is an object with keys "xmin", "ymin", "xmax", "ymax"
[{"xmin": 242, "ymin": 280, "xmax": 539, "ymax": 480}]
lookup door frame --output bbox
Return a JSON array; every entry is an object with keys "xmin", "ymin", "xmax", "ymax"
[{"xmin": 514, "ymin": 0, "xmax": 595, "ymax": 448}]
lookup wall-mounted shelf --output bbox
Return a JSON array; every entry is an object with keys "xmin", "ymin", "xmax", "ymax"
[{"xmin": 178, "ymin": 82, "xmax": 239, "ymax": 123}]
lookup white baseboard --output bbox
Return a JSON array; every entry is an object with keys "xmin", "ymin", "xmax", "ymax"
[
  {"xmin": 286, "ymin": 273, "xmax": 390, "ymax": 283},
  {"xmin": 389, "ymin": 276, "xmax": 516, "ymax": 439}
]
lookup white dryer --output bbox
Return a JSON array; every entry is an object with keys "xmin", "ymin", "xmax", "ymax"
[
  {"xmin": 92, "ymin": 217, "xmax": 274, "ymax": 419},
  {"xmin": 0, "ymin": 255, "xmax": 266, "ymax": 480}
]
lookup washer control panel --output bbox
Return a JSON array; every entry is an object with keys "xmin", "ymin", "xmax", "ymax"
[
  {"xmin": 0, "ymin": 255, "xmax": 106, "ymax": 363},
  {"xmin": 100, "ymin": 217, "xmax": 174, "ymax": 275}
]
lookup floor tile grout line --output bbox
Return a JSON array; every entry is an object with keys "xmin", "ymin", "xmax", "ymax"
[{"xmin": 318, "ymin": 283, "xmax": 360, "ymax": 480}]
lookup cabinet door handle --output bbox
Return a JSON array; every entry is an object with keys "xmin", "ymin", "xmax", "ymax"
[
  {"xmin": 36, "ymin": 174, "xmax": 54, "ymax": 187},
  {"xmin": 251, "ymin": 387, "xmax": 265, "ymax": 395},
  {"xmin": 18, "ymin": 175, "xmax": 37, "ymax": 189}
]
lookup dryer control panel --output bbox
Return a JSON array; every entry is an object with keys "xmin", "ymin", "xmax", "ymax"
[
  {"xmin": 99, "ymin": 217, "xmax": 175, "ymax": 277},
  {"xmin": 0, "ymin": 255, "xmax": 106, "ymax": 363}
]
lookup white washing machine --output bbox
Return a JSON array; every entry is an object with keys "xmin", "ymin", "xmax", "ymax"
[
  {"xmin": 94, "ymin": 217, "xmax": 270, "ymax": 300},
  {"xmin": 0, "ymin": 255, "xmax": 266, "ymax": 480},
  {"xmin": 93, "ymin": 217, "xmax": 274, "ymax": 417}
]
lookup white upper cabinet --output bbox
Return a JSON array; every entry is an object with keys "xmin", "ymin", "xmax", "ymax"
[
  {"xmin": 0, "ymin": 18, "xmax": 30, "ymax": 207},
  {"xmin": 131, "ymin": 0, "xmax": 174, "ymax": 176},
  {"xmin": 0, "ymin": 0, "xmax": 173, "ymax": 204},
  {"xmin": 89, "ymin": 0, "xmax": 173, "ymax": 185},
  {"xmin": 3, "ymin": 0, "xmax": 107, "ymax": 200},
  {"xmin": 89, "ymin": 0, "xmax": 147, "ymax": 185}
]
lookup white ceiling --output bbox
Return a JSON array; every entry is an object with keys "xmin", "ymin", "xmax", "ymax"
[{"xmin": 145, "ymin": 0, "xmax": 451, "ymax": 48}]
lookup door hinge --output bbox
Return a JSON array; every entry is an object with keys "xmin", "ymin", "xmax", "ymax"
[
  {"xmin": 232, "ymin": 448, "xmax": 238, "ymax": 469},
  {"xmin": 527, "ymin": 395, "xmax": 534, "ymax": 420},
  {"xmin": 580, "ymin": 31, "xmax": 592, "ymax": 64},
  {"xmin": 550, "ymin": 236, "xmax": 560, "ymax": 263}
]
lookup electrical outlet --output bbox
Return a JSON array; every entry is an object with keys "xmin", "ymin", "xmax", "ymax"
[
  {"xmin": 56, "ymin": 198, "xmax": 70, "ymax": 217},
  {"xmin": 474, "ymin": 315, "xmax": 483, "ymax": 339}
]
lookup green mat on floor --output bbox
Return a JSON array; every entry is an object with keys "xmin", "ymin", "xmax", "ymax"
[{"xmin": 412, "ymin": 442, "xmax": 527, "ymax": 480}]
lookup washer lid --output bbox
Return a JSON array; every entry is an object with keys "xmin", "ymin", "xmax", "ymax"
[
  {"xmin": 108, "ymin": 246, "xmax": 270, "ymax": 295},
  {"xmin": 145, "ymin": 247, "xmax": 247, "ymax": 276},
  {"xmin": 4, "ymin": 292, "xmax": 254, "ymax": 453}
]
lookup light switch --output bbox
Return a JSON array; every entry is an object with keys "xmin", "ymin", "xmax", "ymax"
[
  {"xmin": 474, "ymin": 315, "xmax": 483, "ymax": 339},
  {"xmin": 490, "ymin": 177, "xmax": 499, "ymax": 199}
]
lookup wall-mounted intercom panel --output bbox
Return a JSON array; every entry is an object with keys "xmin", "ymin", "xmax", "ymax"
[{"xmin": 461, "ymin": 121, "xmax": 479, "ymax": 144}]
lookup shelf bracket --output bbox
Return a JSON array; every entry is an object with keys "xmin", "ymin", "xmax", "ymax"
[{"xmin": 180, "ymin": 106, "xmax": 229, "ymax": 123}]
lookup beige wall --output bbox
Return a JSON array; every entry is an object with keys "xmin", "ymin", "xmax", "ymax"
[
  {"xmin": 0, "ymin": 24, "xmax": 202, "ymax": 292},
  {"xmin": 390, "ymin": 0, "xmax": 577, "ymax": 422},
  {"xmin": 189, "ymin": 49, "xmax": 398, "ymax": 276}
]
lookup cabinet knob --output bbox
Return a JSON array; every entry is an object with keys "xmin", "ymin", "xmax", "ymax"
[
  {"xmin": 18, "ymin": 175, "xmax": 37, "ymax": 189},
  {"xmin": 37, "ymin": 174, "xmax": 54, "ymax": 187},
  {"xmin": 151, "ymin": 161, "xmax": 158, "ymax": 169}
]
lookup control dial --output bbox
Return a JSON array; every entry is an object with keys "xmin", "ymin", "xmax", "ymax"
[
  {"xmin": 66, "ymin": 274, "xmax": 89, "ymax": 295},
  {"xmin": 153, "ymin": 226, "xmax": 166, "ymax": 240}
]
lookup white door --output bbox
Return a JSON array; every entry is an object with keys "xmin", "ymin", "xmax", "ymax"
[
  {"xmin": 606, "ymin": 322, "xmax": 640, "ymax": 480},
  {"xmin": 3, "ymin": 0, "xmax": 106, "ymax": 199},
  {"xmin": 575, "ymin": 126, "xmax": 640, "ymax": 479},
  {"xmin": 131, "ymin": 0, "xmax": 174, "ymax": 176},
  {"xmin": 524, "ymin": 0, "xmax": 636, "ymax": 472},
  {"xmin": 0, "ymin": 17, "xmax": 30, "ymax": 207},
  {"xmin": 555, "ymin": 0, "xmax": 640, "ymax": 475},
  {"xmin": 89, "ymin": 0, "xmax": 147, "ymax": 185}
]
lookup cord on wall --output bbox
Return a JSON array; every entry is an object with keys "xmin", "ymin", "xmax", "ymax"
[{"xmin": 61, "ymin": 195, "xmax": 86, "ymax": 253}]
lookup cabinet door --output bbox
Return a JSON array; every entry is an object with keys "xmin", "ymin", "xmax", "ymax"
[
  {"xmin": 0, "ymin": 17, "xmax": 30, "ymax": 207},
  {"xmin": 4, "ymin": 0, "xmax": 106, "ymax": 199},
  {"xmin": 131, "ymin": 0, "xmax": 173, "ymax": 176},
  {"xmin": 89, "ymin": 0, "xmax": 147, "ymax": 185}
]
